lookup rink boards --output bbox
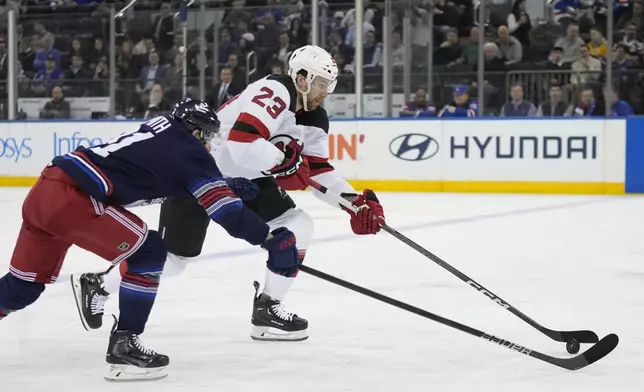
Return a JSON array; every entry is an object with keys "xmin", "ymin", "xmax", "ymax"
[{"xmin": 0, "ymin": 117, "xmax": 642, "ymax": 194}]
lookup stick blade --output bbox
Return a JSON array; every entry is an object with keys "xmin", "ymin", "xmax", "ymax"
[
  {"xmin": 545, "ymin": 329, "xmax": 599, "ymax": 344},
  {"xmin": 553, "ymin": 333, "xmax": 619, "ymax": 370}
]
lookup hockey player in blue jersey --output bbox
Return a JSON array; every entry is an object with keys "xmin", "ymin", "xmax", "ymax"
[{"xmin": 0, "ymin": 99, "xmax": 299, "ymax": 381}]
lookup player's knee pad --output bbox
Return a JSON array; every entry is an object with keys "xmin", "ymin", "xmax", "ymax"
[
  {"xmin": 268, "ymin": 208, "xmax": 314, "ymax": 254},
  {"xmin": 162, "ymin": 252, "xmax": 189, "ymax": 277},
  {"xmin": 126, "ymin": 230, "xmax": 167, "ymax": 274},
  {"xmin": 0, "ymin": 273, "xmax": 45, "ymax": 312}
]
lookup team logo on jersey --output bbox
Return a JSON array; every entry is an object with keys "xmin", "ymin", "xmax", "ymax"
[
  {"xmin": 268, "ymin": 134, "xmax": 303, "ymax": 152},
  {"xmin": 118, "ymin": 242, "xmax": 130, "ymax": 251},
  {"xmin": 389, "ymin": 134, "xmax": 439, "ymax": 161}
]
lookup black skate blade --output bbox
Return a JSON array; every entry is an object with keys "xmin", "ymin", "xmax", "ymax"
[
  {"xmin": 549, "ymin": 333, "xmax": 619, "ymax": 370},
  {"xmin": 250, "ymin": 335, "xmax": 309, "ymax": 342},
  {"xmin": 70, "ymin": 274, "xmax": 90, "ymax": 332}
]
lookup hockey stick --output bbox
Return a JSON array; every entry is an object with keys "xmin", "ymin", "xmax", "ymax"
[
  {"xmin": 298, "ymin": 264, "xmax": 618, "ymax": 370},
  {"xmin": 308, "ymin": 179, "xmax": 600, "ymax": 349}
]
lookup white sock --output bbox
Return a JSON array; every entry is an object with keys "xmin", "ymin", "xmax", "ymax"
[
  {"xmin": 263, "ymin": 268, "xmax": 294, "ymax": 302},
  {"xmin": 103, "ymin": 265, "xmax": 123, "ymax": 295}
]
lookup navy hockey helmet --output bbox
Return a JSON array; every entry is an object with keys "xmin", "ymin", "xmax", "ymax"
[{"xmin": 171, "ymin": 98, "xmax": 220, "ymax": 142}]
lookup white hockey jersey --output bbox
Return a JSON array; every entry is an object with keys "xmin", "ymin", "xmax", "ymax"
[{"xmin": 211, "ymin": 74, "xmax": 355, "ymax": 204}]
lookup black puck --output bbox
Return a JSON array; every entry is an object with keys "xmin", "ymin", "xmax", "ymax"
[{"xmin": 566, "ymin": 338, "xmax": 580, "ymax": 354}]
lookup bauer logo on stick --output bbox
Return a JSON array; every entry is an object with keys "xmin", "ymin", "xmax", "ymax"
[{"xmin": 389, "ymin": 133, "xmax": 439, "ymax": 161}]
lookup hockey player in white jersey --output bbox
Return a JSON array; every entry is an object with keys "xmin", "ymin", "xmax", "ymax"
[{"xmin": 73, "ymin": 45, "xmax": 387, "ymax": 342}]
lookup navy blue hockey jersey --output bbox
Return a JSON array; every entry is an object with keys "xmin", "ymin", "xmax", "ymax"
[{"xmin": 52, "ymin": 115, "xmax": 269, "ymax": 245}]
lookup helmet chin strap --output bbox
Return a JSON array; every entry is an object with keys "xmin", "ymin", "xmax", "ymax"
[{"xmin": 295, "ymin": 79, "xmax": 312, "ymax": 112}]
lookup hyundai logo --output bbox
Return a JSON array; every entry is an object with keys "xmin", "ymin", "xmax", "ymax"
[{"xmin": 389, "ymin": 133, "xmax": 439, "ymax": 161}]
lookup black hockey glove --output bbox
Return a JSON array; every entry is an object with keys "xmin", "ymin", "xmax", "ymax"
[{"xmin": 225, "ymin": 177, "xmax": 260, "ymax": 201}]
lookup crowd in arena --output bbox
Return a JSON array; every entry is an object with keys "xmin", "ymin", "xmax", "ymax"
[{"xmin": 0, "ymin": 0, "xmax": 642, "ymax": 119}]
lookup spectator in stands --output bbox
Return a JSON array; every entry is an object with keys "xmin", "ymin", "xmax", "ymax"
[
  {"xmin": 16, "ymin": 25, "xmax": 31, "ymax": 58},
  {"xmin": 34, "ymin": 54, "xmax": 61, "ymax": 84},
  {"xmin": 276, "ymin": 31, "xmax": 292, "ymax": 69},
  {"xmin": 328, "ymin": 29, "xmax": 353, "ymax": 64},
  {"xmin": 435, "ymin": 28, "xmax": 463, "ymax": 66},
  {"xmin": 537, "ymin": 83, "xmax": 574, "ymax": 116},
  {"xmin": 117, "ymin": 40, "xmax": 139, "ymax": 80},
  {"xmin": 256, "ymin": 0, "xmax": 284, "ymax": 25},
  {"xmin": 136, "ymin": 51, "xmax": 166, "ymax": 98},
  {"xmin": 224, "ymin": 0, "xmax": 253, "ymax": 29},
  {"xmin": 70, "ymin": 37, "xmax": 84, "ymax": 62},
  {"xmin": 574, "ymin": 86, "xmax": 605, "ymax": 116},
  {"xmin": 588, "ymin": 27, "xmax": 608, "ymax": 60},
  {"xmin": 361, "ymin": 30, "xmax": 382, "ymax": 68},
  {"xmin": 543, "ymin": 46, "xmax": 571, "ymax": 71},
  {"xmin": 333, "ymin": 52, "xmax": 353, "ymax": 93},
  {"xmin": 208, "ymin": 67, "xmax": 239, "ymax": 110},
  {"xmin": 256, "ymin": 13, "xmax": 280, "ymax": 67},
  {"xmin": 88, "ymin": 37, "xmax": 107, "ymax": 71},
  {"xmin": 554, "ymin": 23, "xmax": 585, "ymax": 64},
  {"xmin": 188, "ymin": 52, "xmax": 211, "ymax": 83},
  {"xmin": 39, "ymin": 86, "xmax": 70, "ymax": 119},
  {"xmin": 613, "ymin": 42, "xmax": 636, "ymax": 70},
  {"xmin": 438, "ymin": 85, "xmax": 478, "ymax": 117},
  {"xmin": 164, "ymin": 32, "xmax": 183, "ymax": 65},
  {"xmin": 238, "ymin": 33, "xmax": 254, "ymax": 62},
  {"xmin": 507, "ymin": 0, "xmax": 531, "ymax": 51},
  {"xmin": 268, "ymin": 61, "xmax": 283, "ymax": 75},
  {"xmin": 391, "ymin": 30, "xmax": 404, "ymax": 68},
  {"xmin": 151, "ymin": 2, "xmax": 174, "ymax": 52},
  {"xmin": 163, "ymin": 52, "xmax": 184, "ymax": 102},
  {"xmin": 33, "ymin": 36, "xmax": 61, "ymax": 72},
  {"xmin": 459, "ymin": 26, "xmax": 480, "ymax": 67},
  {"xmin": 604, "ymin": 85, "xmax": 634, "ymax": 116},
  {"xmin": 218, "ymin": 28, "xmax": 238, "ymax": 67},
  {"xmin": 64, "ymin": 54, "xmax": 91, "ymax": 96},
  {"xmin": 623, "ymin": 2, "xmax": 644, "ymax": 37},
  {"xmin": 571, "ymin": 45, "xmax": 602, "ymax": 85},
  {"xmin": 234, "ymin": 20, "xmax": 250, "ymax": 43},
  {"xmin": 474, "ymin": 42, "xmax": 508, "ymax": 106},
  {"xmin": 552, "ymin": 0, "xmax": 583, "ymax": 28},
  {"xmin": 288, "ymin": 18, "xmax": 308, "ymax": 48},
  {"xmin": 497, "ymin": 25, "xmax": 522, "ymax": 65},
  {"xmin": 132, "ymin": 83, "xmax": 171, "ymax": 119},
  {"xmin": 30, "ymin": 22, "xmax": 54, "ymax": 54},
  {"xmin": 226, "ymin": 53, "xmax": 246, "ymax": 90},
  {"xmin": 501, "ymin": 83, "xmax": 536, "ymax": 116},
  {"xmin": 343, "ymin": 8, "xmax": 376, "ymax": 48},
  {"xmin": 92, "ymin": 55, "xmax": 109, "ymax": 94},
  {"xmin": 411, "ymin": 8, "xmax": 430, "ymax": 64},
  {"xmin": 330, "ymin": 11, "xmax": 348, "ymax": 42},
  {"xmin": 621, "ymin": 23, "xmax": 644, "ymax": 53},
  {"xmin": 399, "ymin": 88, "xmax": 436, "ymax": 118}
]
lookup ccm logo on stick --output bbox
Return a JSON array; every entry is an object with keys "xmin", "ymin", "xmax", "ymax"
[
  {"xmin": 467, "ymin": 280, "xmax": 510, "ymax": 309},
  {"xmin": 389, "ymin": 133, "xmax": 439, "ymax": 161}
]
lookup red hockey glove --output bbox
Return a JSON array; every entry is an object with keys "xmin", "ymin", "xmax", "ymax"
[
  {"xmin": 266, "ymin": 140, "xmax": 310, "ymax": 191},
  {"xmin": 275, "ymin": 158, "xmax": 310, "ymax": 191},
  {"xmin": 341, "ymin": 189, "xmax": 385, "ymax": 235}
]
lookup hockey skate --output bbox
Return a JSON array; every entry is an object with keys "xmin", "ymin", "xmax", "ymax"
[
  {"xmin": 71, "ymin": 272, "xmax": 110, "ymax": 330},
  {"xmin": 250, "ymin": 281, "xmax": 308, "ymax": 341},
  {"xmin": 105, "ymin": 317, "xmax": 169, "ymax": 381}
]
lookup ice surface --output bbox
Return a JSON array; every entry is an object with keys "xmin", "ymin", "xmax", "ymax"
[{"xmin": 0, "ymin": 188, "xmax": 641, "ymax": 392}]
